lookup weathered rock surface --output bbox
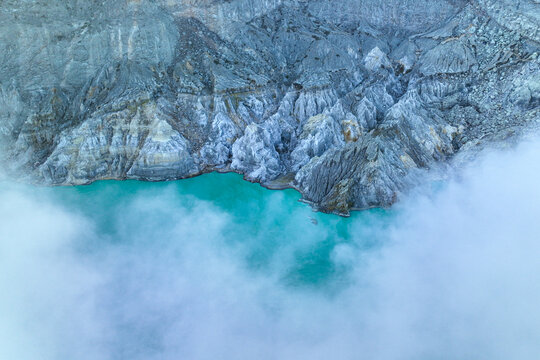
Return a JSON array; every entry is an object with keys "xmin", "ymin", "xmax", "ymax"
[{"xmin": 1, "ymin": 0, "xmax": 539, "ymax": 214}]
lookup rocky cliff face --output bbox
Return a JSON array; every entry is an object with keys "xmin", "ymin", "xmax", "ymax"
[{"xmin": 1, "ymin": 0, "xmax": 539, "ymax": 214}]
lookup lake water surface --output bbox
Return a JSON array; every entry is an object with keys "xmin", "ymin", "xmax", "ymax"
[{"xmin": 38, "ymin": 172, "xmax": 392, "ymax": 288}]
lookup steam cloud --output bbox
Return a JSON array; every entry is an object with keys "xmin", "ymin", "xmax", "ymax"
[{"xmin": 1, "ymin": 138, "xmax": 540, "ymax": 360}]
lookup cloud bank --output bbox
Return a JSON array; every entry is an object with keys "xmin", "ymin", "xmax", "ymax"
[{"xmin": 1, "ymin": 138, "xmax": 540, "ymax": 360}]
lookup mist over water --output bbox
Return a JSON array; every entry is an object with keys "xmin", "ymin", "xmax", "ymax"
[{"xmin": 1, "ymin": 138, "xmax": 540, "ymax": 360}]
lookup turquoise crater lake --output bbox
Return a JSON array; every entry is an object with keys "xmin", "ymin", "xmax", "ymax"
[{"xmin": 31, "ymin": 172, "xmax": 392, "ymax": 289}]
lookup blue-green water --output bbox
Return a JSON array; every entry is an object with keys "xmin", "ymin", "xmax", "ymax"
[{"xmin": 31, "ymin": 173, "xmax": 392, "ymax": 289}]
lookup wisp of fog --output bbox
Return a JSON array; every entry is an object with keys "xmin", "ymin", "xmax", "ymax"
[{"xmin": 1, "ymin": 138, "xmax": 539, "ymax": 360}]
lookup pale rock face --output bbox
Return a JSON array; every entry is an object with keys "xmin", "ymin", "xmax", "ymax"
[
  {"xmin": 231, "ymin": 124, "xmax": 281, "ymax": 181},
  {"xmin": 293, "ymin": 89, "xmax": 339, "ymax": 124},
  {"xmin": 364, "ymin": 47, "xmax": 392, "ymax": 72},
  {"xmin": 199, "ymin": 101, "xmax": 241, "ymax": 166},
  {"xmin": 355, "ymin": 98, "xmax": 378, "ymax": 131},
  {"xmin": 291, "ymin": 114, "xmax": 345, "ymax": 171},
  {"xmin": 128, "ymin": 119, "xmax": 198, "ymax": 180},
  {"xmin": 1, "ymin": 0, "xmax": 540, "ymax": 214}
]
